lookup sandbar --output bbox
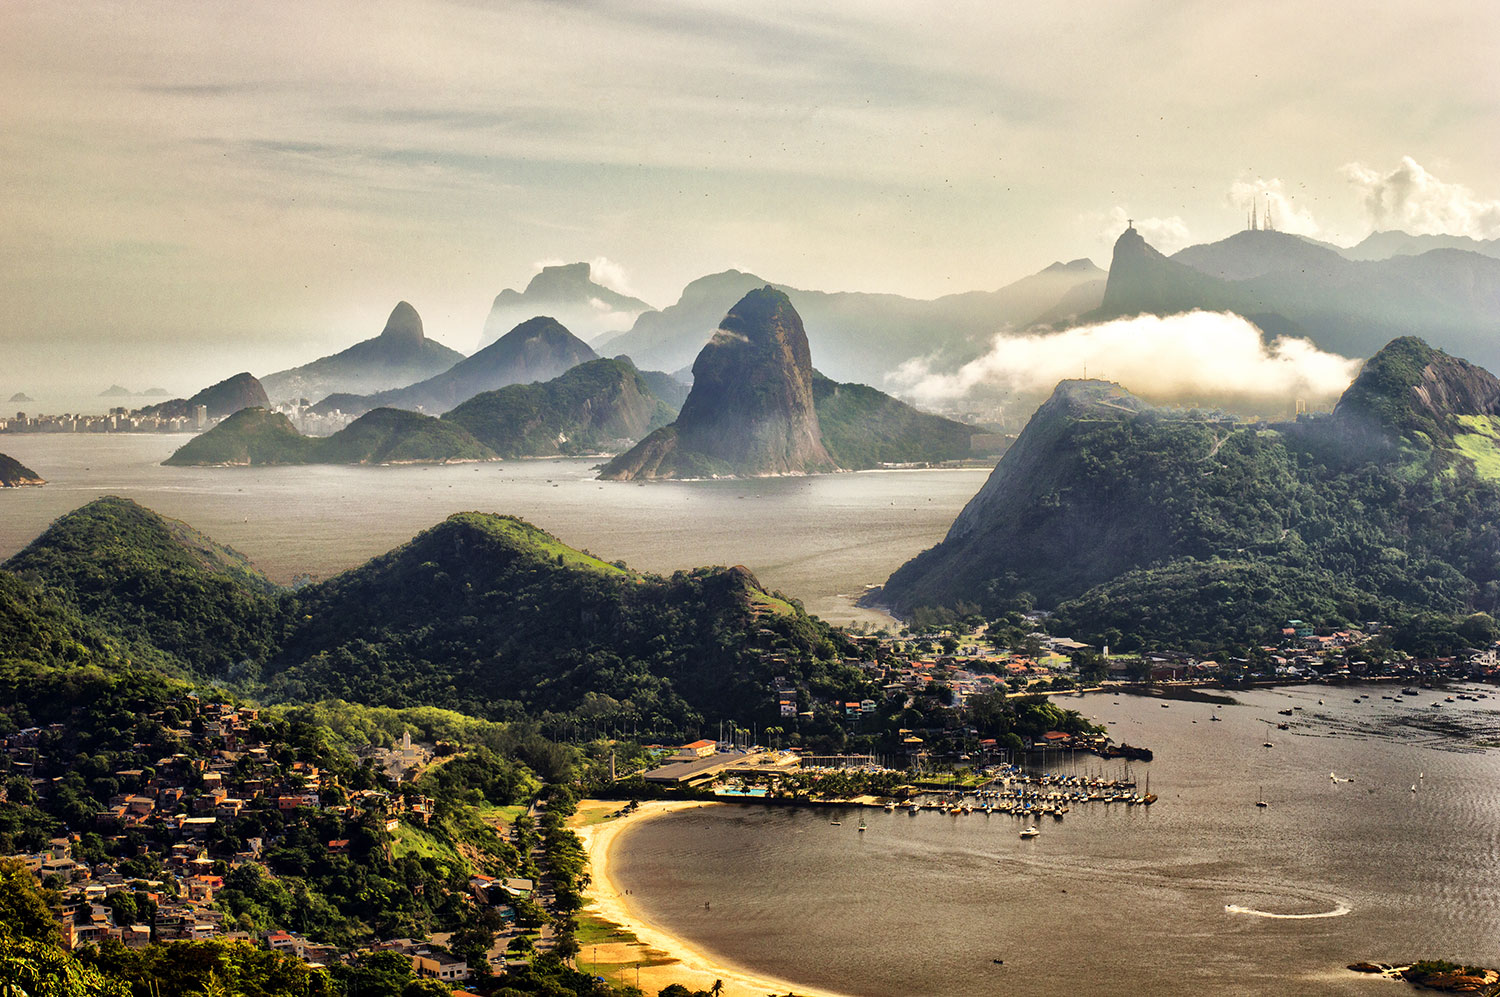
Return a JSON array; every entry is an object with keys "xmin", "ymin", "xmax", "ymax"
[{"xmin": 576, "ymin": 800, "xmax": 851, "ymax": 997}]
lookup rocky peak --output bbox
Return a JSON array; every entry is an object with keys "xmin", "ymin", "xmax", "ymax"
[
  {"xmin": 1332, "ymin": 337, "xmax": 1500, "ymax": 445},
  {"xmin": 379, "ymin": 301, "xmax": 424, "ymax": 348}
]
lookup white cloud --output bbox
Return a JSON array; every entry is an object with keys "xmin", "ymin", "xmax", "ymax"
[
  {"xmin": 588, "ymin": 256, "xmax": 640, "ymax": 299},
  {"xmin": 1341, "ymin": 156, "xmax": 1500, "ymax": 238},
  {"xmin": 888, "ymin": 311, "xmax": 1359, "ymax": 410},
  {"xmin": 1227, "ymin": 177, "xmax": 1320, "ymax": 236}
]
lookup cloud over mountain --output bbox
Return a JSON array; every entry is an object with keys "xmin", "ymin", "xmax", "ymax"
[
  {"xmin": 1342, "ymin": 156, "xmax": 1500, "ymax": 238},
  {"xmin": 887, "ymin": 310, "xmax": 1360, "ymax": 410}
]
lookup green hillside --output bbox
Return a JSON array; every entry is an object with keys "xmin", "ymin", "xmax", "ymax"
[
  {"xmin": 3, "ymin": 496, "xmax": 283, "ymax": 674},
  {"xmin": 442, "ymin": 357, "xmax": 675, "ymax": 457},
  {"xmin": 812, "ymin": 372, "xmax": 978, "ymax": 467},
  {"xmin": 267, "ymin": 512, "xmax": 863, "ymax": 726},
  {"xmin": 878, "ymin": 337, "xmax": 1500, "ymax": 648}
]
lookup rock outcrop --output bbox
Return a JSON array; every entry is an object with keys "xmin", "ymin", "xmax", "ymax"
[
  {"xmin": 600, "ymin": 287, "xmax": 836, "ymax": 478},
  {"xmin": 0, "ymin": 453, "xmax": 45, "ymax": 487}
]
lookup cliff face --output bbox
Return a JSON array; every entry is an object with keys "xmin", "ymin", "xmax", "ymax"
[
  {"xmin": 1331, "ymin": 336, "xmax": 1500, "ymax": 446},
  {"xmin": 0, "ymin": 453, "xmax": 45, "ymax": 487},
  {"xmin": 600, "ymin": 287, "xmax": 836, "ymax": 479}
]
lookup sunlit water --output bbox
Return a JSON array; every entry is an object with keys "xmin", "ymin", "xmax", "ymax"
[
  {"xmin": 614, "ymin": 687, "xmax": 1500, "ymax": 995},
  {"xmin": 0, "ymin": 434, "xmax": 990, "ymax": 626}
]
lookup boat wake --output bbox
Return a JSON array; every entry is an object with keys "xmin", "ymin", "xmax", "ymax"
[{"xmin": 1224, "ymin": 903, "xmax": 1351, "ymax": 919}]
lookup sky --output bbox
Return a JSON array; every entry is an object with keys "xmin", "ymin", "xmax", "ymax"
[{"xmin": 3, "ymin": 0, "xmax": 1499, "ymax": 400}]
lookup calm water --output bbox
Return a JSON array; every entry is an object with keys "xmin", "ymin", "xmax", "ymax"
[
  {"xmin": 614, "ymin": 687, "xmax": 1500, "ymax": 996},
  {"xmin": 0, "ymin": 434, "xmax": 990, "ymax": 626}
]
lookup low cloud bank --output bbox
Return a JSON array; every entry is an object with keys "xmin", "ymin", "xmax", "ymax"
[{"xmin": 888, "ymin": 311, "xmax": 1360, "ymax": 411}]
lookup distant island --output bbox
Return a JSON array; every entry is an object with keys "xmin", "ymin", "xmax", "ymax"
[
  {"xmin": 98, "ymin": 384, "xmax": 133, "ymax": 397},
  {"xmin": 163, "ymin": 406, "xmax": 495, "ymax": 466},
  {"xmin": 0, "ymin": 452, "xmax": 44, "ymax": 487},
  {"xmin": 7, "ymin": 392, "xmax": 33, "ymax": 403}
]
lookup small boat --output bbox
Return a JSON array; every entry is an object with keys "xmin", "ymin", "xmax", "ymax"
[
  {"xmin": 1209, "ymin": 714, "xmax": 1222, "ymax": 721},
  {"xmin": 858, "ymin": 816, "xmax": 867, "ymax": 832},
  {"xmin": 1256, "ymin": 786, "xmax": 1268, "ymax": 808},
  {"xmin": 1019, "ymin": 826, "xmax": 1040, "ymax": 839},
  {"xmin": 1263, "ymin": 742, "xmax": 1274, "ymax": 748},
  {"xmin": 830, "ymin": 819, "xmax": 842, "ymax": 826},
  {"xmin": 1276, "ymin": 722, "xmax": 1289, "ymax": 730},
  {"xmin": 1277, "ymin": 709, "xmax": 1293, "ymax": 716}
]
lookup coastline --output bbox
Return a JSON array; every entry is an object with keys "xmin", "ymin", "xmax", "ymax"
[{"xmin": 576, "ymin": 800, "xmax": 852, "ymax": 997}]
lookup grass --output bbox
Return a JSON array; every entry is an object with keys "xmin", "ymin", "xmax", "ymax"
[
  {"xmin": 389, "ymin": 821, "xmax": 465, "ymax": 871},
  {"xmin": 454, "ymin": 513, "xmax": 633, "ymax": 577},
  {"xmin": 1450, "ymin": 415, "xmax": 1500, "ymax": 481},
  {"xmin": 476, "ymin": 803, "xmax": 527, "ymax": 830}
]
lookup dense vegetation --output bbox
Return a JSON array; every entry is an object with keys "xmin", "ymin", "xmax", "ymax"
[
  {"xmin": 443, "ymin": 358, "xmax": 675, "ymax": 457},
  {"xmin": 883, "ymin": 338, "xmax": 1500, "ymax": 650},
  {"xmin": 4, "ymin": 498, "xmax": 867, "ymax": 740},
  {"xmin": 267, "ymin": 514, "xmax": 868, "ymax": 735},
  {"xmin": 0, "ymin": 451, "xmax": 44, "ymax": 486},
  {"xmin": 811, "ymin": 372, "xmax": 977, "ymax": 468},
  {"xmin": 3, "ymin": 496, "xmax": 283, "ymax": 675},
  {"xmin": 164, "ymin": 407, "xmax": 495, "ymax": 466}
]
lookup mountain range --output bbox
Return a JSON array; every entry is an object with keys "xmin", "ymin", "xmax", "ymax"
[
  {"xmin": 311, "ymin": 316, "xmax": 599, "ymax": 417},
  {"xmin": 260, "ymin": 301, "xmax": 466, "ymax": 403},
  {"xmin": 597, "ymin": 260, "xmax": 1106, "ymax": 386},
  {"xmin": 1097, "ymin": 226, "xmax": 1500, "ymax": 369},
  {"xmin": 875, "ymin": 336, "xmax": 1500, "ymax": 648},
  {"xmin": 479, "ymin": 262, "xmax": 653, "ymax": 348},
  {"xmin": 0, "ymin": 496, "xmax": 867, "ymax": 727}
]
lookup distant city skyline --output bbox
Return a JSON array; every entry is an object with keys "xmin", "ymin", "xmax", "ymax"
[{"xmin": 3, "ymin": 1, "xmax": 1497, "ymax": 396}]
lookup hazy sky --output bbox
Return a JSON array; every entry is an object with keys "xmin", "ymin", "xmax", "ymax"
[{"xmin": 3, "ymin": 0, "xmax": 1498, "ymax": 397}]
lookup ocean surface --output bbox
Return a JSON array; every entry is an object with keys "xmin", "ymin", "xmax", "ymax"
[
  {"xmin": 613, "ymin": 687, "xmax": 1500, "ymax": 996},
  {"xmin": 0, "ymin": 433, "xmax": 991, "ymax": 626}
]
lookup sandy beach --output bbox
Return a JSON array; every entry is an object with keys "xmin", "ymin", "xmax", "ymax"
[{"xmin": 575, "ymin": 800, "xmax": 851, "ymax": 997}]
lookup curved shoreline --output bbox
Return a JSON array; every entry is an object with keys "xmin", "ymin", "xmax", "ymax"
[{"xmin": 577, "ymin": 801, "xmax": 852, "ymax": 997}]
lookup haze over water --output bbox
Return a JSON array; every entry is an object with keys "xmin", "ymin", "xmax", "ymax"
[
  {"xmin": 613, "ymin": 688, "xmax": 1500, "ymax": 996},
  {"xmin": 0, "ymin": 434, "xmax": 990, "ymax": 627}
]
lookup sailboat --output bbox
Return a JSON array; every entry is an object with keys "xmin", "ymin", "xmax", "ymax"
[{"xmin": 1255, "ymin": 787, "xmax": 1269, "ymax": 808}]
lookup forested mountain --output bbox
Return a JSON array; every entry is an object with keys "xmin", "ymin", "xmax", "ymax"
[
  {"xmin": 2, "ymin": 497, "xmax": 866, "ymax": 735},
  {"xmin": 259, "ymin": 301, "xmax": 467, "ymax": 403},
  {"xmin": 443, "ymin": 357, "xmax": 676, "ymax": 457},
  {"xmin": 163, "ymin": 407, "xmax": 495, "ymax": 466},
  {"xmin": 876, "ymin": 337, "xmax": 1500, "ymax": 648}
]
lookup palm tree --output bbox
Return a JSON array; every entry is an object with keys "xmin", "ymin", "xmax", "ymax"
[{"xmin": 710, "ymin": 980, "xmax": 724, "ymax": 997}]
